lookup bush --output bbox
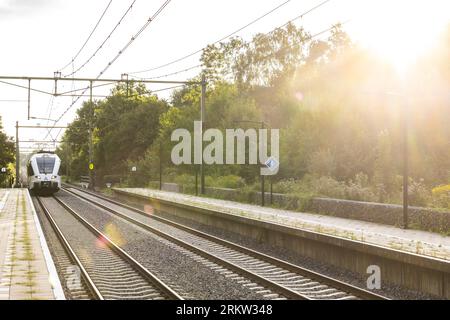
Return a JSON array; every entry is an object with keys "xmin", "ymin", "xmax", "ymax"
[
  {"xmin": 311, "ymin": 173, "xmax": 377, "ymax": 202},
  {"xmin": 206, "ymin": 175, "xmax": 246, "ymax": 189},
  {"xmin": 408, "ymin": 179, "xmax": 431, "ymax": 207},
  {"xmin": 431, "ymin": 184, "xmax": 450, "ymax": 209},
  {"xmin": 174, "ymin": 174, "xmax": 196, "ymax": 186},
  {"xmin": 148, "ymin": 181, "xmax": 160, "ymax": 189},
  {"xmin": 273, "ymin": 178, "xmax": 310, "ymax": 194},
  {"xmin": 103, "ymin": 174, "xmax": 124, "ymax": 184},
  {"xmin": 312, "ymin": 176, "xmax": 346, "ymax": 199},
  {"xmin": 346, "ymin": 173, "xmax": 378, "ymax": 202}
]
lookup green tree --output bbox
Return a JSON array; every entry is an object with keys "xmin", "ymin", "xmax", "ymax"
[{"xmin": 0, "ymin": 116, "xmax": 15, "ymax": 186}]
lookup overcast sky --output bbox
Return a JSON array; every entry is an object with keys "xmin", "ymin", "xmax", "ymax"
[{"xmin": 0, "ymin": 0, "xmax": 448, "ymax": 151}]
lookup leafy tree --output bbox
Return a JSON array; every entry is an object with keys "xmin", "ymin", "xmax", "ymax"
[
  {"xmin": 0, "ymin": 116, "xmax": 15, "ymax": 185},
  {"xmin": 58, "ymin": 22, "xmax": 450, "ymax": 208},
  {"xmin": 59, "ymin": 82, "xmax": 169, "ymax": 183}
]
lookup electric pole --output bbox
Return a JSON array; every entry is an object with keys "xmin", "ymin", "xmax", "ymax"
[
  {"xmin": 15, "ymin": 121, "xmax": 20, "ymax": 188},
  {"xmin": 65, "ymin": 143, "xmax": 70, "ymax": 182},
  {"xmin": 88, "ymin": 80, "xmax": 94, "ymax": 190},
  {"xmin": 200, "ymin": 74, "xmax": 206, "ymax": 194},
  {"xmin": 159, "ymin": 141, "xmax": 162, "ymax": 191},
  {"xmin": 261, "ymin": 121, "xmax": 265, "ymax": 207},
  {"xmin": 402, "ymin": 99, "xmax": 409, "ymax": 229}
]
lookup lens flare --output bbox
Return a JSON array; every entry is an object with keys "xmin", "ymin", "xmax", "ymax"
[
  {"xmin": 96, "ymin": 223, "xmax": 126, "ymax": 248},
  {"xmin": 144, "ymin": 204, "xmax": 154, "ymax": 215}
]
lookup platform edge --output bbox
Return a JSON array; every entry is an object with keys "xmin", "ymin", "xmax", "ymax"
[{"xmin": 26, "ymin": 189, "xmax": 66, "ymax": 300}]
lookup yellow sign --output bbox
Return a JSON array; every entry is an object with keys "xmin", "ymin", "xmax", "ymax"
[{"xmin": 89, "ymin": 163, "xmax": 94, "ymax": 170}]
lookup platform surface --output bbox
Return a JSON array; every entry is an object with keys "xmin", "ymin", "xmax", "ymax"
[
  {"xmin": 0, "ymin": 189, "xmax": 64, "ymax": 300},
  {"xmin": 116, "ymin": 188, "xmax": 450, "ymax": 261}
]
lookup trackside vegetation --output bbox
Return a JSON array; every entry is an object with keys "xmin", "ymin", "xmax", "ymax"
[{"xmin": 57, "ymin": 23, "xmax": 450, "ymax": 211}]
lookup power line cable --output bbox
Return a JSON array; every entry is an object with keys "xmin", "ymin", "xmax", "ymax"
[
  {"xmin": 96, "ymin": 0, "xmax": 172, "ymax": 78},
  {"xmin": 128, "ymin": 0, "xmax": 333, "ymax": 80},
  {"xmin": 53, "ymin": 83, "xmax": 186, "ymax": 142},
  {"xmin": 218, "ymin": 20, "xmax": 351, "ymax": 79},
  {"xmin": 47, "ymin": 0, "xmax": 172, "ymax": 140},
  {"xmin": 130, "ymin": 64, "xmax": 202, "ymax": 80},
  {"xmin": 0, "ymin": 80, "xmax": 53, "ymax": 96},
  {"xmin": 59, "ymin": 0, "xmax": 114, "ymax": 72},
  {"xmin": 63, "ymin": 0, "xmax": 138, "ymax": 78},
  {"xmin": 57, "ymin": 82, "xmax": 115, "ymax": 96},
  {"xmin": 128, "ymin": 0, "xmax": 295, "ymax": 75}
]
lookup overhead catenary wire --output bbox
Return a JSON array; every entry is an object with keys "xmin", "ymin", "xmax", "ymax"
[
  {"xmin": 57, "ymin": 82, "xmax": 116, "ymax": 96},
  {"xmin": 128, "ymin": 0, "xmax": 295, "ymax": 75},
  {"xmin": 45, "ymin": 0, "xmax": 172, "ymax": 141},
  {"xmin": 54, "ymin": 84, "xmax": 187, "ymax": 145},
  {"xmin": 52, "ymin": 0, "xmax": 171, "ymax": 126},
  {"xmin": 128, "ymin": 0, "xmax": 333, "ymax": 80},
  {"xmin": 63, "ymin": 0, "xmax": 138, "ymax": 78},
  {"xmin": 59, "ymin": 0, "xmax": 114, "ymax": 73},
  {"xmin": 219, "ymin": 20, "xmax": 352, "ymax": 78},
  {"xmin": 0, "ymin": 80, "xmax": 53, "ymax": 96},
  {"xmin": 96, "ymin": 0, "xmax": 172, "ymax": 78},
  {"xmin": 130, "ymin": 64, "xmax": 203, "ymax": 81},
  {"xmin": 46, "ymin": 0, "xmax": 332, "ymax": 141}
]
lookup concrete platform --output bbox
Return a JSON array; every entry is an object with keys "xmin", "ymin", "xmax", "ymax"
[
  {"xmin": 0, "ymin": 189, "xmax": 64, "ymax": 300},
  {"xmin": 114, "ymin": 188, "xmax": 450, "ymax": 261},
  {"xmin": 112, "ymin": 188, "xmax": 450, "ymax": 298}
]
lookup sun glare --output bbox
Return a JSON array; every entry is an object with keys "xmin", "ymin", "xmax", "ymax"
[{"xmin": 352, "ymin": 0, "xmax": 449, "ymax": 74}]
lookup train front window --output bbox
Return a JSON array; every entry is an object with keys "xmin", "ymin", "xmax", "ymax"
[{"xmin": 36, "ymin": 157, "xmax": 55, "ymax": 174}]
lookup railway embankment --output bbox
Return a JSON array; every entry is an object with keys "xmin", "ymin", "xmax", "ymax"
[{"xmin": 111, "ymin": 187, "xmax": 450, "ymax": 299}]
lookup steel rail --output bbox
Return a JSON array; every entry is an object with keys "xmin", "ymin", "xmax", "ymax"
[
  {"xmin": 58, "ymin": 189, "xmax": 307, "ymax": 300},
  {"xmin": 63, "ymin": 185, "xmax": 388, "ymax": 300},
  {"xmin": 51, "ymin": 195, "xmax": 183, "ymax": 300},
  {"xmin": 35, "ymin": 196, "xmax": 103, "ymax": 299}
]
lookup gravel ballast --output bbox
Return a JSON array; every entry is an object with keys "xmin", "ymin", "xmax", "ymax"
[
  {"xmin": 57, "ymin": 190, "xmax": 270, "ymax": 300},
  {"xmin": 94, "ymin": 188, "xmax": 440, "ymax": 300}
]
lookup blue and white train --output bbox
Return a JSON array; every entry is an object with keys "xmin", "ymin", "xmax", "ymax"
[{"xmin": 27, "ymin": 151, "xmax": 61, "ymax": 195}]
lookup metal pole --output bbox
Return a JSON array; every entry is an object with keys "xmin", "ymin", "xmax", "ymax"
[
  {"xmin": 27, "ymin": 79, "xmax": 31, "ymax": 120},
  {"xmin": 65, "ymin": 144, "xmax": 70, "ymax": 181},
  {"xmin": 402, "ymin": 99, "xmax": 409, "ymax": 229},
  {"xmin": 88, "ymin": 81, "xmax": 94, "ymax": 190},
  {"xmin": 0, "ymin": 75, "xmax": 202, "ymax": 85},
  {"xmin": 195, "ymin": 166, "xmax": 198, "ymax": 196},
  {"xmin": 270, "ymin": 178, "xmax": 273, "ymax": 205},
  {"xmin": 200, "ymin": 74, "xmax": 206, "ymax": 194},
  {"xmin": 261, "ymin": 121, "xmax": 265, "ymax": 206},
  {"xmin": 159, "ymin": 142, "xmax": 162, "ymax": 190},
  {"xmin": 15, "ymin": 121, "xmax": 20, "ymax": 187}
]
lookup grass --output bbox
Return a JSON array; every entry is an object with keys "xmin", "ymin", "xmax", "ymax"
[
  {"xmin": 7, "ymin": 191, "xmax": 40, "ymax": 298},
  {"xmin": 101, "ymin": 187, "xmax": 114, "ymax": 196}
]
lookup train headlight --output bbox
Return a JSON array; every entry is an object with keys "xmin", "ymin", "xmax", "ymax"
[
  {"xmin": 51, "ymin": 175, "xmax": 58, "ymax": 179},
  {"xmin": 35, "ymin": 176, "xmax": 41, "ymax": 179}
]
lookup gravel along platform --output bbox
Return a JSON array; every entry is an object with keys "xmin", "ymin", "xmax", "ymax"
[
  {"xmin": 87, "ymin": 189, "xmax": 439, "ymax": 300},
  {"xmin": 33, "ymin": 198, "xmax": 91, "ymax": 300},
  {"xmin": 155, "ymin": 210, "xmax": 441, "ymax": 300},
  {"xmin": 56, "ymin": 191, "xmax": 272, "ymax": 300}
]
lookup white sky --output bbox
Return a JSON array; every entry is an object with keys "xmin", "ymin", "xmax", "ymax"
[{"xmin": 0, "ymin": 0, "xmax": 448, "ymax": 151}]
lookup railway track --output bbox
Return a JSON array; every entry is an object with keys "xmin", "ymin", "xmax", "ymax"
[
  {"xmin": 34, "ymin": 196, "xmax": 92, "ymax": 300},
  {"xmin": 35, "ymin": 195, "xmax": 182, "ymax": 300},
  {"xmin": 61, "ymin": 185, "xmax": 389, "ymax": 300}
]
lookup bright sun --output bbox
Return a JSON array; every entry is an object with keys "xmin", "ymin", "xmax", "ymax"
[{"xmin": 350, "ymin": 0, "xmax": 449, "ymax": 74}]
